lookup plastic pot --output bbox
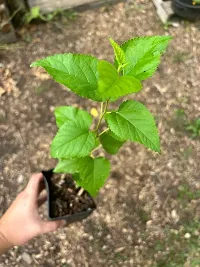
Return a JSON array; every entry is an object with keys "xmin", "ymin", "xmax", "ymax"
[
  {"xmin": 42, "ymin": 169, "xmax": 96, "ymax": 223},
  {"xmin": 173, "ymin": 0, "xmax": 200, "ymax": 21}
]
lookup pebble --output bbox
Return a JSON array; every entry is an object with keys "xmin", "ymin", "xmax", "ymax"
[
  {"xmin": 146, "ymin": 220, "xmax": 153, "ymax": 227},
  {"xmin": 194, "ymin": 230, "xmax": 199, "ymax": 236},
  {"xmin": 171, "ymin": 210, "xmax": 179, "ymax": 222},
  {"xmin": 114, "ymin": 247, "xmax": 125, "ymax": 253},
  {"xmin": 171, "ymin": 22, "xmax": 180, "ymax": 28},
  {"xmin": 89, "ymin": 235, "xmax": 94, "ymax": 241},
  {"xmin": 22, "ymin": 252, "xmax": 32, "ymax": 264},
  {"xmin": 184, "ymin": 233, "xmax": 191, "ymax": 239},
  {"xmin": 17, "ymin": 174, "xmax": 24, "ymax": 184},
  {"xmin": 35, "ymin": 254, "xmax": 42, "ymax": 259}
]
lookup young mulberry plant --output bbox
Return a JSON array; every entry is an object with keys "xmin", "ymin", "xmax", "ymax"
[{"xmin": 31, "ymin": 36, "xmax": 172, "ymax": 197}]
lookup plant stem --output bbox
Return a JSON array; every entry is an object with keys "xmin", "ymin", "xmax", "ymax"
[
  {"xmin": 99, "ymin": 128, "xmax": 109, "ymax": 137},
  {"xmin": 90, "ymin": 101, "xmax": 109, "ymax": 157},
  {"xmin": 91, "ymin": 144, "xmax": 102, "ymax": 154},
  {"xmin": 95, "ymin": 100, "xmax": 109, "ymax": 136},
  {"xmin": 117, "ymin": 65, "xmax": 121, "ymax": 73}
]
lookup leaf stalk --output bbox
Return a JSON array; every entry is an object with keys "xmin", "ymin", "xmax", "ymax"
[{"xmin": 95, "ymin": 100, "xmax": 109, "ymax": 136}]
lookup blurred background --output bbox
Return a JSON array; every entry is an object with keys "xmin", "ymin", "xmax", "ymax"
[{"xmin": 0, "ymin": 0, "xmax": 200, "ymax": 266}]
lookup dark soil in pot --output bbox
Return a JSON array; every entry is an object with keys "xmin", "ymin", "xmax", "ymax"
[
  {"xmin": 173, "ymin": 0, "xmax": 200, "ymax": 21},
  {"xmin": 42, "ymin": 170, "xmax": 96, "ymax": 222}
]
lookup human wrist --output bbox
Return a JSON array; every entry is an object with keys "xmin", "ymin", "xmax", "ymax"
[{"xmin": 0, "ymin": 221, "xmax": 13, "ymax": 253}]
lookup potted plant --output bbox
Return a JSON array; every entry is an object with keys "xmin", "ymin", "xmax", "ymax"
[
  {"xmin": 173, "ymin": 0, "xmax": 200, "ymax": 21},
  {"xmin": 31, "ymin": 36, "xmax": 172, "ymax": 223}
]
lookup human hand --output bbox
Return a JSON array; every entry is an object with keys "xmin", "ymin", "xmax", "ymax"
[{"xmin": 0, "ymin": 173, "xmax": 65, "ymax": 249}]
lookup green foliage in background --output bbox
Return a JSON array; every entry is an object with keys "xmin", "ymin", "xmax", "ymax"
[
  {"xmin": 24, "ymin": 6, "xmax": 77, "ymax": 24},
  {"xmin": 186, "ymin": 118, "xmax": 200, "ymax": 138},
  {"xmin": 31, "ymin": 36, "xmax": 171, "ymax": 196}
]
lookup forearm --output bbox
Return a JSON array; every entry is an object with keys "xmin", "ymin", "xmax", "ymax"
[{"xmin": 0, "ymin": 224, "xmax": 13, "ymax": 255}]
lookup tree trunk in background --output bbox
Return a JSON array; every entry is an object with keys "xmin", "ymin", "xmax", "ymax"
[
  {"xmin": 0, "ymin": 0, "xmax": 16, "ymax": 43},
  {"xmin": 4, "ymin": 0, "xmax": 28, "ymax": 27}
]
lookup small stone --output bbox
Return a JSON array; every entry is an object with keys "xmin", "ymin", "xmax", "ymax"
[
  {"xmin": 67, "ymin": 259, "xmax": 72, "ymax": 264},
  {"xmin": 49, "ymin": 106, "xmax": 54, "ymax": 112},
  {"xmin": 17, "ymin": 174, "xmax": 24, "ymax": 184},
  {"xmin": 22, "ymin": 252, "xmax": 32, "ymax": 264},
  {"xmin": 89, "ymin": 235, "xmax": 94, "ymax": 241},
  {"xmin": 184, "ymin": 233, "xmax": 191, "ymax": 239},
  {"xmin": 114, "ymin": 247, "xmax": 125, "ymax": 253},
  {"xmin": 35, "ymin": 254, "xmax": 42, "ymax": 259},
  {"xmin": 194, "ymin": 230, "xmax": 199, "ymax": 236},
  {"xmin": 102, "ymin": 245, "xmax": 107, "ymax": 251},
  {"xmin": 146, "ymin": 220, "xmax": 153, "ymax": 227},
  {"xmin": 106, "ymin": 234, "xmax": 111, "ymax": 240},
  {"xmin": 171, "ymin": 22, "xmax": 180, "ymax": 28},
  {"xmin": 171, "ymin": 210, "xmax": 179, "ymax": 222},
  {"xmin": 171, "ymin": 229, "xmax": 178, "ymax": 235}
]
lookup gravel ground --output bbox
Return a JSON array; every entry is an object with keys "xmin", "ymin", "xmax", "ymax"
[{"xmin": 0, "ymin": 1, "xmax": 200, "ymax": 266}]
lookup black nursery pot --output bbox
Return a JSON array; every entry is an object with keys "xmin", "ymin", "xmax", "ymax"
[
  {"xmin": 173, "ymin": 0, "xmax": 200, "ymax": 21},
  {"xmin": 42, "ymin": 169, "xmax": 96, "ymax": 223}
]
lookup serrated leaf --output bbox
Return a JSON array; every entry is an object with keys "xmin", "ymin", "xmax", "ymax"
[
  {"xmin": 54, "ymin": 106, "xmax": 92, "ymax": 128},
  {"xmin": 97, "ymin": 60, "xmax": 142, "ymax": 101},
  {"xmin": 100, "ymin": 130, "xmax": 125, "ymax": 154},
  {"xmin": 31, "ymin": 54, "xmax": 101, "ymax": 101},
  {"xmin": 105, "ymin": 100, "xmax": 160, "ymax": 152},
  {"xmin": 120, "ymin": 36, "xmax": 172, "ymax": 80},
  {"xmin": 109, "ymin": 38, "xmax": 125, "ymax": 67},
  {"xmin": 50, "ymin": 114, "xmax": 96, "ymax": 159},
  {"xmin": 54, "ymin": 158, "xmax": 80, "ymax": 173},
  {"xmin": 54, "ymin": 156, "xmax": 110, "ymax": 196}
]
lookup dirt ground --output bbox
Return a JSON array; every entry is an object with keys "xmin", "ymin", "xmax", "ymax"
[{"xmin": 0, "ymin": 1, "xmax": 200, "ymax": 266}]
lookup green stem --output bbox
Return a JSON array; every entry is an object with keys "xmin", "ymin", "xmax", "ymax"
[
  {"xmin": 91, "ymin": 101, "xmax": 109, "ymax": 158},
  {"xmin": 91, "ymin": 144, "xmax": 102, "ymax": 153},
  {"xmin": 117, "ymin": 65, "xmax": 122, "ymax": 73},
  {"xmin": 95, "ymin": 100, "xmax": 109, "ymax": 136},
  {"xmin": 98, "ymin": 128, "xmax": 109, "ymax": 137}
]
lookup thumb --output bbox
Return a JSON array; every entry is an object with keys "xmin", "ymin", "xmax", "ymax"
[{"xmin": 40, "ymin": 220, "xmax": 65, "ymax": 234}]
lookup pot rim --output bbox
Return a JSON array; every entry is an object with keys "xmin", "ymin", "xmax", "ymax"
[{"xmin": 175, "ymin": 0, "xmax": 200, "ymax": 9}]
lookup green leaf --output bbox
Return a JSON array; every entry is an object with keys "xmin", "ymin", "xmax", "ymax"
[
  {"xmin": 31, "ymin": 54, "xmax": 101, "ymax": 101},
  {"xmin": 76, "ymin": 157, "xmax": 110, "ymax": 196},
  {"xmin": 105, "ymin": 100, "xmax": 160, "ymax": 152},
  {"xmin": 31, "ymin": 54, "xmax": 142, "ymax": 102},
  {"xmin": 109, "ymin": 38, "xmax": 125, "ymax": 67},
  {"xmin": 50, "ymin": 114, "xmax": 96, "ymax": 159},
  {"xmin": 100, "ymin": 130, "xmax": 125, "ymax": 154},
  {"xmin": 54, "ymin": 156, "xmax": 110, "ymax": 196},
  {"xmin": 97, "ymin": 60, "xmax": 142, "ymax": 101},
  {"xmin": 54, "ymin": 158, "xmax": 80, "ymax": 173},
  {"xmin": 25, "ymin": 6, "xmax": 41, "ymax": 24},
  {"xmin": 54, "ymin": 106, "xmax": 92, "ymax": 128},
  {"xmin": 120, "ymin": 36, "xmax": 172, "ymax": 80}
]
